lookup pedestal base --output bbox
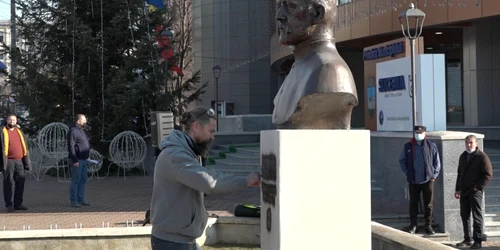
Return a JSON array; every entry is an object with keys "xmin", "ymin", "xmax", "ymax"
[{"xmin": 260, "ymin": 130, "xmax": 371, "ymax": 250}]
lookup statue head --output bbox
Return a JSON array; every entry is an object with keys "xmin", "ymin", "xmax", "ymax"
[{"xmin": 275, "ymin": 0, "xmax": 337, "ymax": 46}]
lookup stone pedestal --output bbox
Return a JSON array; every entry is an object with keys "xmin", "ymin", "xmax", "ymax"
[
  {"xmin": 370, "ymin": 131, "xmax": 485, "ymax": 241},
  {"xmin": 260, "ymin": 130, "xmax": 371, "ymax": 250}
]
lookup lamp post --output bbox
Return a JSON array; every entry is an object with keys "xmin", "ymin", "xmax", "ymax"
[
  {"xmin": 399, "ymin": 3, "xmax": 425, "ymax": 130},
  {"xmin": 212, "ymin": 64, "xmax": 221, "ymax": 131},
  {"xmin": 161, "ymin": 28, "xmax": 174, "ymax": 110}
]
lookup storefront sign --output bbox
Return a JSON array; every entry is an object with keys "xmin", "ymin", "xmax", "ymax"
[
  {"xmin": 376, "ymin": 54, "xmax": 446, "ymax": 132},
  {"xmin": 363, "ymin": 42, "xmax": 405, "ymax": 61}
]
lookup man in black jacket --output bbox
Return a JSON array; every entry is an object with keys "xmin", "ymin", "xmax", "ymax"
[
  {"xmin": 1, "ymin": 114, "xmax": 31, "ymax": 212},
  {"xmin": 67, "ymin": 114, "xmax": 91, "ymax": 208},
  {"xmin": 455, "ymin": 135, "xmax": 493, "ymax": 249}
]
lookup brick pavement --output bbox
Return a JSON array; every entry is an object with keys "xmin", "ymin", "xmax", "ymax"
[{"xmin": 0, "ymin": 175, "xmax": 260, "ymax": 231}]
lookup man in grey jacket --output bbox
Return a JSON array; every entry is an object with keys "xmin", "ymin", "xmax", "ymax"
[{"xmin": 150, "ymin": 107, "xmax": 261, "ymax": 250}]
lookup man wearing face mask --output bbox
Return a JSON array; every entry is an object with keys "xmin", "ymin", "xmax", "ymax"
[
  {"xmin": 67, "ymin": 114, "xmax": 91, "ymax": 208},
  {"xmin": 150, "ymin": 107, "xmax": 261, "ymax": 250},
  {"xmin": 399, "ymin": 125, "xmax": 441, "ymax": 235},
  {"xmin": 0, "ymin": 114, "xmax": 31, "ymax": 212},
  {"xmin": 454, "ymin": 135, "xmax": 492, "ymax": 249}
]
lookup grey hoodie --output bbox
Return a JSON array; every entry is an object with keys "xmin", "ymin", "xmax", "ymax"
[{"xmin": 150, "ymin": 130, "xmax": 248, "ymax": 243}]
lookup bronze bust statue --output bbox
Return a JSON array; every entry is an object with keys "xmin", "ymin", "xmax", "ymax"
[{"xmin": 272, "ymin": 0, "xmax": 358, "ymax": 129}]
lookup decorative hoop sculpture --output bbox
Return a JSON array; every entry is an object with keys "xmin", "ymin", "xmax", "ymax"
[
  {"xmin": 87, "ymin": 149, "xmax": 104, "ymax": 179},
  {"xmin": 26, "ymin": 138, "xmax": 44, "ymax": 181},
  {"xmin": 107, "ymin": 131, "xmax": 147, "ymax": 179},
  {"xmin": 37, "ymin": 122, "xmax": 70, "ymax": 182}
]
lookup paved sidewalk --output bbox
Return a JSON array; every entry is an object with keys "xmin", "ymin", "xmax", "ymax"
[{"xmin": 0, "ymin": 175, "xmax": 260, "ymax": 231}]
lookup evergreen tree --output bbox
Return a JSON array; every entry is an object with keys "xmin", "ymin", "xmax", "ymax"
[{"xmin": 6, "ymin": 0, "xmax": 206, "ymax": 146}]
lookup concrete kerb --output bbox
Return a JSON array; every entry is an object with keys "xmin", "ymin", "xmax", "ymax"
[
  {"xmin": 372, "ymin": 222, "xmax": 455, "ymax": 250},
  {"xmin": 0, "ymin": 217, "xmax": 259, "ymax": 249},
  {"xmin": 0, "ymin": 218, "xmax": 461, "ymax": 249}
]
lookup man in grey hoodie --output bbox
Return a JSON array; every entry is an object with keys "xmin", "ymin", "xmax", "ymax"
[{"xmin": 150, "ymin": 107, "xmax": 261, "ymax": 250}]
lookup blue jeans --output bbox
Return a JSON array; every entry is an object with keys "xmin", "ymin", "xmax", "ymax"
[
  {"xmin": 151, "ymin": 236, "xmax": 199, "ymax": 250},
  {"xmin": 69, "ymin": 159, "xmax": 88, "ymax": 204}
]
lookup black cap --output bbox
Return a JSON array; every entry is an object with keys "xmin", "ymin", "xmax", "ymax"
[{"xmin": 414, "ymin": 125, "xmax": 426, "ymax": 132}]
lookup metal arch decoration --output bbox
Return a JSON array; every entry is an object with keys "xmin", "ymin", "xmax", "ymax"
[
  {"xmin": 104, "ymin": 131, "xmax": 147, "ymax": 180},
  {"xmin": 36, "ymin": 122, "xmax": 71, "ymax": 182}
]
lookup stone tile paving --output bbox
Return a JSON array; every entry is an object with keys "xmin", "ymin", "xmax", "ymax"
[
  {"xmin": 0, "ymin": 175, "xmax": 260, "ymax": 231},
  {"xmin": 3, "ymin": 175, "xmax": 500, "ymax": 249}
]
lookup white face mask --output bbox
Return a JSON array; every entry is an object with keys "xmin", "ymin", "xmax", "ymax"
[
  {"xmin": 415, "ymin": 133, "xmax": 425, "ymax": 141},
  {"xmin": 467, "ymin": 148, "xmax": 476, "ymax": 154}
]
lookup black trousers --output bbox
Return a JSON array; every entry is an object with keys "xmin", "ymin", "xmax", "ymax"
[
  {"xmin": 409, "ymin": 180, "xmax": 434, "ymax": 226},
  {"xmin": 3, "ymin": 159, "xmax": 25, "ymax": 208},
  {"xmin": 460, "ymin": 190, "xmax": 484, "ymax": 242}
]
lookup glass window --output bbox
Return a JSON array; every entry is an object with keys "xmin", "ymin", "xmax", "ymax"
[{"xmin": 446, "ymin": 61, "xmax": 463, "ymax": 124}]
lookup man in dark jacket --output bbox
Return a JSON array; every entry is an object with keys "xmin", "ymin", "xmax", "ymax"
[
  {"xmin": 454, "ymin": 135, "xmax": 493, "ymax": 249},
  {"xmin": 399, "ymin": 125, "xmax": 441, "ymax": 235},
  {"xmin": 67, "ymin": 114, "xmax": 91, "ymax": 208},
  {"xmin": 1, "ymin": 114, "xmax": 31, "ymax": 212}
]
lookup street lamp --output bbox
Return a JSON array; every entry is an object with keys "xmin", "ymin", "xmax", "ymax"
[
  {"xmin": 161, "ymin": 28, "xmax": 174, "ymax": 76},
  {"xmin": 212, "ymin": 64, "xmax": 221, "ymax": 131},
  {"xmin": 161, "ymin": 28, "xmax": 174, "ymax": 111},
  {"xmin": 399, "ymin": 3, "xmax": 425, "ymax": 130}
]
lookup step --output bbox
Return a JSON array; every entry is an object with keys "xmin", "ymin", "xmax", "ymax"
[
  {"xmin": 224, "ymin": 154, "xmax": 260, "ymax": 164},
  {"xmin": 371, "ymin": 187, "xmax": 384, "ymax": 198},
  {"xmin": 485, "ymin": 221, "xmax": 500, "ymax": 231},
  {"xmin": 485, "ymin": 213, "xmax": 500, "ymax": 223},
  {"xmin": 215, "ymin": 144, "xmax": 260, "ymax": 152},
  {"xmin": 486, "ymin": 204, "xmax": 500, "ymax": 213},
  {"xmin": 485, "ymin": 186, "xmax": 500, "ymax": 192},
  {"xmin": 482, "ymin": 231, "xmax": 500, "ymax": 241},
  {"xmin": 372, "ymin": 215, "xmax": 425, "ymax": 227},
  {"xmin": 486, "ymin": 194, "xmax": 500, "ymax": 204},
  {"xmin": 233, "ymin": 147, "xmax": 260, "ymax": 157},
  {"xmin": 486, "ymin": 179, "xmax": 500, "ymax": 188},
  {"xmin": 205, "ymin": 166, "xmax": 256, "ymax": 176},
  {"xmin": 211, "ymin": 159, "xmax": 260, "ymax": 170}
]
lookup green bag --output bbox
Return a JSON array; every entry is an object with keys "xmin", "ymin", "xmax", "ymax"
[{"xmin": 234, "ymin": 204, "xmax": 260, "ymax": 217}]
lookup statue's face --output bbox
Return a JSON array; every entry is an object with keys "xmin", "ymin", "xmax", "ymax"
[{"xmin": 276, "ymin": 0, "xmax": 314, "ymax": 46}]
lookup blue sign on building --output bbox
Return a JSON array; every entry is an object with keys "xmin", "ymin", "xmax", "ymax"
[
  {"xmin": 378, "ymin": 75, "xmax": 406, "ymax": 92},
  {"xmin": 364, "ymin": 42, "xmax": 405, "ymax": 61}
]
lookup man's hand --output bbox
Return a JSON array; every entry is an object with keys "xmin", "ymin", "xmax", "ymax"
[
  {"xmin": 246, "ymin": 172, "xmax": 261, "ymax": 187},
  {"xmin": 73, "ymin": 162, "xmax": 79, "ymax": 167},
  {"xmin": 454, "ymin": 192, "xmax": 460, "ymax": 199}
]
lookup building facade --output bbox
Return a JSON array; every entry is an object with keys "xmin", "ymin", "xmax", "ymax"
[
  {"xmin": 270, "ymin": 0, "xmax": 500, "ymax": 134},
  {"xmin": 0, "ymin": 19, "xmax": 28, "ymax": 114},
  {"xmin": 192, "ymin": 0, "xmax": 277, "ymax": 116},
  {"xmin": 0, "ymin": 20, "xmax": 11, "ymax": 96}
]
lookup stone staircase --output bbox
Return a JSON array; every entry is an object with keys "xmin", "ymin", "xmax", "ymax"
[
  {"xmin": 483, "ymin": 148, "xmax": 500, "ymax": 240},
  {"xmin": 205, "ymin": 144, "xmax": 260, "ymax": 175}
]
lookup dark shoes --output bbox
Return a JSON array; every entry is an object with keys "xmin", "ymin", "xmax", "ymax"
[
  {"xmin": 470, "ymin": 242, "xmax": 482, "ymax": 249},
  {"xmin": 425, "ymin": 225, "xmax": 435, "ymax": 235},
  {"xmin": 14, "ymin": 205, "xmax": 28, "ymax": 210},
  {"xmin": 405, "ymin": 224, "xmax": 434, "ymax": 235},
  {"xmin": 79, "ymin": 201, "xmax": 90, "ymax": 206},
  {"xmin": 456, "ymin": 240, "xmax": 473, "ymax": 247},
  {"xmin": 71, "ymin": 201, "xmax": 90, "ymax": 207},
  {"xmin": 406, "ymin": 224, "xmax": 417, "ymax": 234},
  {"xmin": 6, "ymin": 204, "xmax": 28, "ymax": 212}
]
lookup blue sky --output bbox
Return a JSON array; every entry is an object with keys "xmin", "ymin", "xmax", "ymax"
[{"xmin": 0, "ymin": 0, "xmax": 10, "ymax": 21}]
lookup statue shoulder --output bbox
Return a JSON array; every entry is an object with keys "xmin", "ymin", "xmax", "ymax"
[{"xmin": 311, "ymin": 57, "xmax": 356, "ymax": 95}]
